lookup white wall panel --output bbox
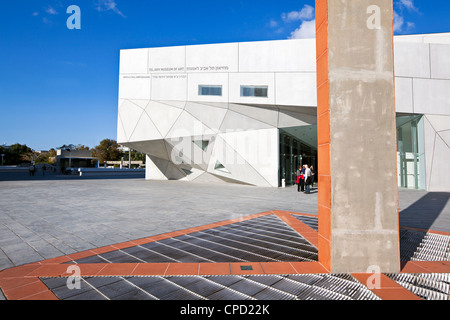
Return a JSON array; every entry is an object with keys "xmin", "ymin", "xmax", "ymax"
[
  {"xmin": 220, "ymin": 129, "xmax": 279, "ymax": 187},
  {"xmin": 165, "ymin": 111, "xmax": 216, "ymax": 139},
  {"xmin": 430, "ymin": 44, "xmax": 450, "ymax": 79},
  {"xmin": 145, "ymin": 155, "xmax": 168, "ymax": 181},
  {"xmin": 187, "ymin": 73, "xmax": 229, "ymax": 102},
  {"xmin": 148, "ymin": 46, "xmax": 186, "ymax": 73},
  {"xmin": 129, "ymin": 112, "xmax": 163, "ymax": 142},
  {"xmin": 118, "ymin": 100, "xmax": 145, "ymax": 141},
  {"xmin": 239, "ymin": 39, "xmax": 316, "ymax": 73},
  {"xmin": 413, "ymin": 78, "xmax": 450, "ymax": 115},
  {"xmin": 394, "ymin": 33, "xmax": 450, "ymax": 45},
  {"xmin": 208, "ymin": 134, "xmax": 273, "ymax": 187},
  {"xmin": 185, "ymin": 102, "xmax": 228, "ymax": 133},
  {"xmin": 425, "ymin": 114, "xmax": 450, "ymax": 132},
  {"xmin": 219, "ymin": 110, "xmax": 272, "ymax": 132},
  {"xmin": 186, "ymin": 43, "xmax": 239, "ymax": 73},
  {"xmin": 120, "ymin": 49, "xmax": 148, "ymax": 74},
  {"xmin": 119, "ymin": 75, "xmax": 151, "ymax": 100},
  {"xmin": 428, "ymin": 135, "xmax": 450, "ymax": 191},
  {"xmin": 275, "ymin": 73, "xmax": 317, "ymax": 106},
  {"xmin": 228, "ymin": 104, "xmax": 279, "ymax": 127},
  {"xmin": 151, "ymin": 74, "xmax": 187, "ymax": 101},
  {"xmin": 229, "ymin": 73, "xmax": 275, "ymax": 105},
  {"xmin": 117, "ymin": 115, "xmax": 127, "ymax": 144},
  {"xmin": 394, "ymin": 77, "xmax": 413, "ymax": 113},
  {"xmin": 394, "ymin": 42, "xmax": 430, "ymax": 78},
  {"xmin": 145, "ymin": 101, "xmax": 183, "ymax": 138}
]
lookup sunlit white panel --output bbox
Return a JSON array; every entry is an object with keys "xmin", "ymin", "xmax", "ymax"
[
  {"xmin": 239, "ymin": 39, "xmax": 316, "ymax": 73},
  {"xmin": 275, "ymin": 73, "xmax": 317, "ymax": 107},
  {"xmin": 186, "ymin": 43, "xmax": 238, "ymax": 73},
  {"xmin": 119, "ymin": 75, "xmax": 151, "ymax": 100},
  {"xmin": 120, "ymin": 49, "xmax": 149, "ymax": 74}
]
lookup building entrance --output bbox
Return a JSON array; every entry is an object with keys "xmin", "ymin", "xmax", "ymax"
[
  {"xmin": 397, "ymin": 115, "xmax": 425, "ymax": 190},
  {"xmin": 279, "ymin": 126, "xmax": 317, "ymax": 187}
]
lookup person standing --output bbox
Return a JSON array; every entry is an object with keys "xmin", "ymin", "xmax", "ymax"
[
  {"xmin": 304, "ymin": 164, "xmax": 312, "ymax": 194},
  {"xmin": 310, "ymin": 165, "xmax": 316, "ymax": 189},
  {"xmin": 296, "ymin": 166, "xmax": 304, "ymax": 192}
]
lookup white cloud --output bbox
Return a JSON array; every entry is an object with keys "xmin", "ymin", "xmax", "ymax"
[
  {"xmin": 95, "ymin": 0, "xmax": 126, "ymax": 18},
  {"xmin": 393, "ymin": 0, "xmax": 420, "ymax": 33},
  {"xmin": 269, "ymin": 19, "xmax": 278, "ymax": 28},
  {"xmin": 278, "ymin": 4, "xmax": 316, "ymax": 39},
  {"xmin": 393, "ymin": 11, "xmax": 404, "ymax": 33},
  {"xmin": 289, "ymin": 19, "xmax": 316, "ymax": 39},
  {"xmin": 398, "ymin": 0, "xmax": 419, "ymax": 12},
  {"xmin": 45, "ymin": 6, "xmax": 58, "ymax": 15},
  {"xmin": 282, "ymin": 4, "xmax": 314, "ymax": 22}
]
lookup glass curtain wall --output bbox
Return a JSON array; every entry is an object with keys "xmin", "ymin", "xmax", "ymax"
[
  {"xmin": 397, "ymin": 115, "xmax": 425, "ymax": 190},
  {"xmin": 279, "ymin": 126, "xmax": 317, "ymax": 187},
  {"xmin": 279, "ymin": 117, "xmax": 425, "ymax": 190}
]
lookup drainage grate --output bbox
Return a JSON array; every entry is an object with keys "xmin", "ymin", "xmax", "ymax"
[
  {"xmin": 386, "ymin": 273, "xmax": 450, "ymax": 300},
  {"xmin": 41, "ymin": 274, "xmax": 380, "ymax": 301},
  {"xmin": 71, "ymin": 215, "xmax": 318, "ymax": 265},
  {"xmin": 400, "ymin": 229, "xmax": 450, "ymax": 262},
  {"xmin": 292, "ymin": 215, "xmax": 450, "ymax": 263},
  {"xmin": 293, "ymin": 215, "xmax": 319, "ymax": 231}
]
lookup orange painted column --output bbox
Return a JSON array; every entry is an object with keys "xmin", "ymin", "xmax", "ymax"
[
  {"xmin": 315, "ymin": 0, "xmax": 400, "ymax": 273},
  {"xmin": 316, "ymin": 0, "xmax": 332, "ymax": 272}
]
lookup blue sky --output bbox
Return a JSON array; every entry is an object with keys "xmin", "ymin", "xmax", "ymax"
[{"xmin": 0, "ymin": 0, "xmax": 449, "ymax": 151}]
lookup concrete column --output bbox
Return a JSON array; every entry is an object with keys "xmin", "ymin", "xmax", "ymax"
[{"xmin": 316, "ymin": 0, "xmax": 400, "ymax": 273}]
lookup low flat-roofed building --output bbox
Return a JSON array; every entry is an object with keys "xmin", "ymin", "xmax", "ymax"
[{"xmin": 56, "ymin": 149, "xmax": 99, "ymax": 173}]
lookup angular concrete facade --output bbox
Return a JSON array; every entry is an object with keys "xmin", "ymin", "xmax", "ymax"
[
  {"xmin": 118, "ymin": 40, "xmax": 318, "ymax": 187},
  {"xmin": 117, "ymin": 34, "xmax": 450, "ymax": 192},
  {"xmin": 394, "ymin": 34, "xmax": 450, "ymax": 192}
]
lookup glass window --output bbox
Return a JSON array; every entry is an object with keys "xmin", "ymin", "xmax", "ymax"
[
  {"xmin": 214, "ymin": 161, "xmax": 230, "ymax": 174},
  {"xmin": 397, "ymin": 115, "xmax": 425, "ymax": 190},
  {"xmin": 240, "ymin": 86, "xmax": 268, "ymax": 98},
  {"xmin": 198, "ymin": 85, "xmax": 222, "ymax": 96}
]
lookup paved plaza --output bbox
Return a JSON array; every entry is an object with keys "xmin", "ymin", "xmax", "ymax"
[
  {"xmin": 1, "ymin": 173, "xmax": 449, "ymax": 271},
  {"xmin": 0, "ymin": 173, "xmax": 449, "ymax": 300}
]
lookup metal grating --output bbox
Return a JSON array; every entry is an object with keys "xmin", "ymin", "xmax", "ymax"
[
  {"xmin": 293, "ymin": 215, "xmax": 319, "ymax": 231},
  {"xmin": 71, "ymin": 215, "xmax": 318, "ymax": 265},
  {"xmin": 386, "ymin": 273, "xmax": 450, "ymax": 300},
  {"xmin": 399, "ymin": 229, "xmax": 450, "ymax": 262},
  {"xmin": 41, "ymin": 273, "xmax": 381, "ymax": 300},
  {"xmin": 292, "ymin": 215, "xmax": 450, "ymax": 263}
]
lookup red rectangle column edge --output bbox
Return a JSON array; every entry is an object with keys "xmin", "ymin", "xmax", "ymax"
[{"xmin": 315, "ymin": 0, "xmax": 331, "ymax": 272}]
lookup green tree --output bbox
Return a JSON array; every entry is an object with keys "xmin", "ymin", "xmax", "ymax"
[
  {"xmin": 126, "ymin": 150, "xmax": 146, "ymax": 162},
  {"xmin": 6, "ymin": 144, "xmax": 33, "ymax": 165},
  {"xmin": 92, "ymin": 139, "xmax": 122, "ymax": 164},
  {"xmin": 59, "ymin": 144, "xmax": 90, "ymax": 151}
]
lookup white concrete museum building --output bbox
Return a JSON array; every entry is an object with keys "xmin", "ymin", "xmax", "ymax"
[{"xmin": 117, "ymin": 33, "xmax": 450, "ymax": 192}]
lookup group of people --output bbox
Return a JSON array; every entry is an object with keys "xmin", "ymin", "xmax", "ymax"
[
  {"xmin": 296, "ymin": 164, "xmax": 316, "ymax": 194},
  {"xmin": 28, "ymin": 164, "xmax": 47, "ymax": 176}
]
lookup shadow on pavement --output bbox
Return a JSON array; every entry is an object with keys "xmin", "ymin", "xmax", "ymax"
[{"xmin": 399, "ymin": 192, "xmax": 450, "ymax": 265}]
